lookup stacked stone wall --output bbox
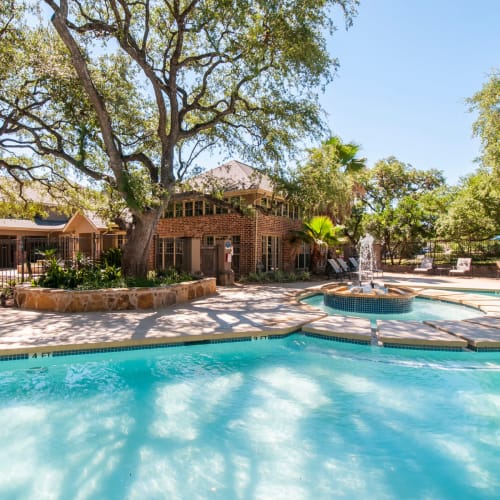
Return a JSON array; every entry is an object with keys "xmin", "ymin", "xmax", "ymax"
[{"xmin": 14, "ymin": 278, "xmax": 216, "ymax": 313}]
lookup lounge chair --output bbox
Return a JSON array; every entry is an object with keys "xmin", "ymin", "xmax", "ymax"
[
  {"xmin": 336, "ymin": 257, "xmax": 352, "ymax": 278},
  {"xmin": 326, "ymin": 259, "xmax": 345, "ymax": 280},
  {"xmin": 448, "ymin": 258, "xmax": 472, "ymax": 277},
  {"xmin": 414, "ymin": 257, "xmax": 433, "ymax": 274},
  {"xmin": 348, "ymin": 256, "xmax": 383, "ymax": 279}
]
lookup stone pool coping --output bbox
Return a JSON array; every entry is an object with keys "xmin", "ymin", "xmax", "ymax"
[
  {"xmin": 1, "ymin": 277, "xmax": 500, "ymax": 360},
  {"xmin": 299, "ymin": 284, "xmax": 500, "ymax": 349}
]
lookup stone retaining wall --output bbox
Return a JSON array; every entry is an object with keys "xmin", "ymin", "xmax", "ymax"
[{"xmin": 14, "ymin": 278, "xmax": 216, "ymax": 312}]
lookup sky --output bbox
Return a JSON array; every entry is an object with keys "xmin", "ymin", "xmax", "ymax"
[
  {"xmin": 320, "ymin": 0, "xmax": 499, "ymax": 185},
  {"xmin": 36, "ymin": 1, "xmax": 498, "ymax": 186}
]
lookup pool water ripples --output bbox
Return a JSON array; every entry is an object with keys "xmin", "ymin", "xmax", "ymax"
[
  {"xmin": 1, "ymin": 336, "xmax": 499, "ymax": 499},
  {"xmin": 302, "ymin": 294, "xmax": 484, "ymax": 324}
]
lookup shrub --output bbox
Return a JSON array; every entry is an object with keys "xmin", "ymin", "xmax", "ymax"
[
  {"xmin": 0, "ymin": 279, "xmax": 17, "ymax": 306},
  {"xmin": 35, "ymin": 259, "xmax": 195, "ymax": 290},
  {"xmin": 239, "ymin": 270, "xmax": 311, "ymax": 283},
  {"xmin": 101, "ymin": 247, "xmax": 123, "ymax": 268}
]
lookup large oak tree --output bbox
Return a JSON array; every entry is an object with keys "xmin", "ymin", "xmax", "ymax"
[
  {"xmin": 0, "ymin": 0, "xmax": 358, "ymax": 276},
  {"xmin": 359, "ymin": 157, "xmax": 445, "ymax": 264}
]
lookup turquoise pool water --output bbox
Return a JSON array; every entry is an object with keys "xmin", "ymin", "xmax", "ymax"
[
  {"xmin": 454, "ymin": 290, "xmax": 500, "ymax": 296},
  {"xmin": 1, "ymin": 337, "xmax": 499, "ymax": 499},
  {"xmin": 302, "ymin": 295, "xmax": 484, "ymax": 323}
]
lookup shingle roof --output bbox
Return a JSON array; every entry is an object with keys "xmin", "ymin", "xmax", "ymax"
[
  {"xmin": 190, "ymin": 160, "xmax": 275, "ymax": 193},
  {"xmin": 0, "ymin": 218, "xmax": 67, "ymax": 231},
  {"xmin": 0, "ymin": 211, "xmax": 108, "ymax": 233},
  {"xmin": 0, "ymin": 180, "xmax": 59, "ymax": 207}
]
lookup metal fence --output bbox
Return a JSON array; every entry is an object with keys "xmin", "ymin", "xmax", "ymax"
[
  {"xmin": 381, "ymin": 238, "xmax": 500, "ymax": 265},
  {"xmin": 0, "ymin": 234, "xmax": 126, "ymax": 288},
  {"xmin": 0, "ymin": 234, "xmax": 225, "ymax": 289}
]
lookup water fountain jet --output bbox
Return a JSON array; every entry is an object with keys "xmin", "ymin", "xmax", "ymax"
[{"xmin": 324, "ymin": 234, "xmax": 416, "ymax": 314}]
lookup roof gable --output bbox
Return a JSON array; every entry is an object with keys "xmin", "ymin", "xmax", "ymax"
[{"xmin": 190, "ymin": 160, "xmax": 275, "ymax": 193}]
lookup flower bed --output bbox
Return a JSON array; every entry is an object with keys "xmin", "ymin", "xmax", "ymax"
[{"xmin": 14, "ymin": 278, "xmax": 216, "ymax": 312}]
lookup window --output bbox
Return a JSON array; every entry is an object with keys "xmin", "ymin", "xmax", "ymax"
[
  {"xmin": 175, "ymin": 202, "xmax": 183, "ymax": 217},
  {"xmin": 216, "ymin": 203, "xmax": 228, "ymax": 214},
  {"xmin": 194, "ymin": 201, "xmax": 203, "ymax": 216},
  {"xmin": 164, "ymin": 203, "xmax": 174, "ymax": 218},
  {"xmin": 231, "ymin": 235, "xmax": 241, "ymax": 277},
  {"xmin": 204, "ymin": 202, "xmax": 215, "ymax": 215},
  {"xmin": 295, "ymin": 242, "xmax": 310, "ymax": 270},
  {"xmin": 290, "ymin": 206, "xmax": 302, "ymax": 220},
  {"xmin": 184, "ymin": 201, "xmax": 193, "ymax": 217},
  {"xmin": 116, "ymin": 235, "xmax": 126, "ymax": 249},
  {"xmin": 262, "ymin": 235, "xmax": 281, "ymax": 271},
  {"xmin": 156, "ymin": 237, "xmax": 183, "ymax": 270}
]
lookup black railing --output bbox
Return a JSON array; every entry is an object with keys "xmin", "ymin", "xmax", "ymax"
[
  {"xmin": 381, "ymin": 239, "xmax": 500, "ymax": 265},
  {"xmin": 0, "ymin": 234, "xmax": 126, "ymax": 288}
]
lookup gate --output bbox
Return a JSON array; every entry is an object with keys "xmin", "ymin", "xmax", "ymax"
[
  {"xmin": 201, "ymin": 245, "xmax": 217, "ymax": 277},
  {"xmin": 0, "ymin": 238, "xmax": 16, "ymax": 269}
]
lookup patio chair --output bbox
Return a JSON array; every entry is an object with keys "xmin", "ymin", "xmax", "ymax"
[
  {"xmin": 336, "ymin": 257, "xmax": 352, "ymax": 278},
  {"xmin": 348, "ymin": 256, "xmax": 383, "ymax": 279},
  {"xmin": 448, "ymin": 258, "xmax": 472, "ymax": 277},
  {"xmin": 326, "ymin": 259, "xmax": 345, "ymax": 280},
  {"xmin": 413, "ymin": 257, "xmax": 433, "ymax": 274}
]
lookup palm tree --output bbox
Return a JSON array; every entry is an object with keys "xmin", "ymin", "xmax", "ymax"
[
  {"xmin": 287, "ymin": 136, "xmax": 367, "ymax": 226},
  {"xmin": 324, "ymin": 136, "xmax": 367, "ymax": 174},
  {"xmin": 291, "ymin": 215, "xmax": 345, "ymax": 274}
]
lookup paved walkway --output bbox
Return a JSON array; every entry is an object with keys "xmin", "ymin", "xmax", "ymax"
[{"xmin": 1, "ymin": 273, "xmax": 499, "ymax": 359}]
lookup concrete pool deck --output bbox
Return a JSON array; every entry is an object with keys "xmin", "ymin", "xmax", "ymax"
[{"xmin": 1, "ymin": 272, "xmax": 500, "ymax": 359}]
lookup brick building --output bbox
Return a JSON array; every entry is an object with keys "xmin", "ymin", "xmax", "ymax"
[{"xmin": 154, "ymin": 160, "xmax": 309, "ymax": 278}]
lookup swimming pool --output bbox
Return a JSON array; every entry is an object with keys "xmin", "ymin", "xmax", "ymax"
[
  {"xmin": 452, "ymin": 289, "xmax": 500, "ymax": 296},
  {"xmin": 1, "ymin": 337, "xmax": 499, "ymax": 499},
  {"xmin": 302, "ymin": 294, "xmax": 484, "ymax": 324}
]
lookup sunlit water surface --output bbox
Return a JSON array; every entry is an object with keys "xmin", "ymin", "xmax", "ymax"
[
  {"xmin": 1, "ymin": 337, "xmax": 499, "ymax": 499},
  {"xmin": 302, "ymin": 294, "xmax": 484, "ymax": 324},
  {"xmin": 454, "ymin": 290, "xmax": 500, "ymax": 296}
]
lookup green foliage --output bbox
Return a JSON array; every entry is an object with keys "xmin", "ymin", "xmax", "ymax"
[
  {"xmin": 0, "ymin": 279, "xmax": 17, "ymax": 305},
  {"xmin": 36, "ymin": 251, "xmax": 73, "ymax": 289},
  {"xmin": 154, "ymin": 267, "xmax": 195, "ymax": 284},
  {"xmin": 0, "ymin": 0, "xmax": 359, "ymax": 278},
  {"xmin": 436, "ymin": 168, "xmax": 500, "ymax": 240},
  {"xmin": 359, "ymin": 157, "xmax": 445, "ymax": 264},
  {"xmin": 294, "ymin": 215, "xmax": 344, "ymax": 246},
  {"xmin": 100, "ymin": 265, "xmax": 123, "ymax": 284},
  {"xmin": 126, "ymin": 268, "xmax": 196, "ymax": 288},
  {"xmin": 239, "ymin": 270, "xmax": 311, "ymax": 284},
  {"xmin": 283, "ymin": 136, "xmax": 366, "ymax": 223},
  {"xmin": 101, "ymin": 247, "xmax": 123, "ymax": 268},
  {"xmin": 35, "ymin": 254, "xmax": 195, "ymax": 290},
  {"xmin": 290, "ymin": 215, "xmax": 344, "ymax": 273},
  {"xmin": 467, "ymin": 71, "xmax": 500, "ymax": 177}
]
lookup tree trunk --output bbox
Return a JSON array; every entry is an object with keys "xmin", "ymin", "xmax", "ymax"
[
  {"xmin": 121, "ymin": 208, "xmax": 162, "ymax": 278},
  {"xmin": 310, "ymin": 244, "xmax": 322, "ymax": 274}
]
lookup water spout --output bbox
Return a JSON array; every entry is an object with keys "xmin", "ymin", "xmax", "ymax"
[{"xmin": 358, "ymin": 234, "xmax": 376, "ymax": 284}]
